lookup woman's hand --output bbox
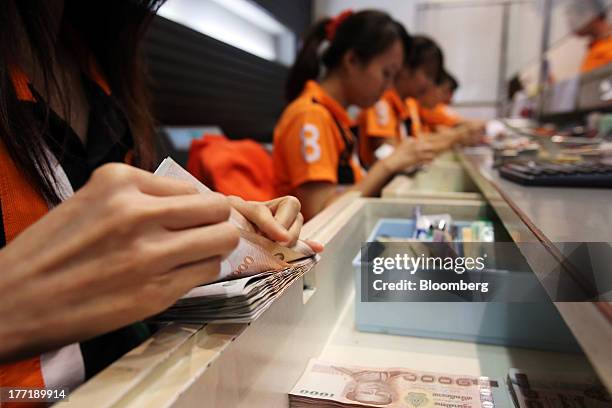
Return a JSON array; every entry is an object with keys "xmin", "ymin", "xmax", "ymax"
[
  {"xmin": 424, "ymin": 129, "xmax": 462, "ymax": 152},
  {"xmin": 461, "ymin": 121, "xmax": 486, "ymax": 146},
  {"xmin": 227, "ymin": 195, "xmax": 323, "ymax": 252},
  {"xmin": 0, "ymin": 163, "xmax": 240, "ymax": 362},
  {"xmin": 382, "ymin": 138, "xmax": 437, "ymax": 174}
]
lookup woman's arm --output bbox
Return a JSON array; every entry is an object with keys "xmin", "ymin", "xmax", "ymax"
[
  {"xmin": 354, "ymin": 137, "xmax": 437, "ymax": 196},
  {"xmin": 294, "ymin": 182, "xmax": 340, "ymax": 221},
  {"xmin": 0, "ymin": 163, "xmax": 240, "ymax": 363},
  {"xmin": 294, "ymin": 138, "xmax": 437, "ymax": 220},
  {"xmin": 425, "ymin": 122, "xmax": 485, "ymax": 150}
]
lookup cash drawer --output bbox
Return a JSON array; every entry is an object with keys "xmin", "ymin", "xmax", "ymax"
[{"xmin": 350, "ymin": 198, "xmax": 579, "ymax": 352}]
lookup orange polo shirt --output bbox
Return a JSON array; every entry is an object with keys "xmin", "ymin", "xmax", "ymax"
[
  {"xmin": 420, "ymin": 103, "xmax": 462, "ymax": 130},
  {"xmin": 581, "ymin": 36, "xmax": 612, "ymax": 73},
  {"xmin": 357, "ymin": 89, "xmax": 409, "ymax": 166},
  {"xmin": 273, "ymin": 80, "xmax": 363, "ymax": 196},
  {"xmin": 1, "ymin": 59, "xmax": 132, "ymax": 408}
]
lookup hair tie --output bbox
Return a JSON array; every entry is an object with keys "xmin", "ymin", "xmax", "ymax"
[{"xmin": 325, "ymin": 10, "xmax": 353, "ymax": 41}]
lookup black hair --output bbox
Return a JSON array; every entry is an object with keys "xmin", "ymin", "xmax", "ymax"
[
  {"xmin": 439, "ymin": 70, "xmax": 459, "ymax": 91},
  {"xmin": 407, "ymin": 35, "xmax": 444, "ymax": 83},
  {"xmin": 285, "ymin": 10, "xmax": 403, "ymax": 102},
  {"xmin": 507, "ymin": 74, "xmax": 523, "ymax": 100},
  {"xmin": 0, "ymin": 0, "xmax": 163, "ymax": 204},
  {"xmin": 394, "ymin": 21, "xmax": 414, "ymax": 66}
]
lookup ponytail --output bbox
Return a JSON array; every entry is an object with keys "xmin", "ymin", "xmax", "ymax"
[
  {"xmin": 285, "ymin": 10, "xmax": 402, "ymax": 102},
  {"xmin": 285, "ymin": 18, "xmax": 330, "ymax": 103}
]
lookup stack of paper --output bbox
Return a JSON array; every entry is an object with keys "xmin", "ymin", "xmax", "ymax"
[
  {"xmin": 290, "ymin": 359, "xmax": 496, "ymax": 408},
  {"xmin": 153, "ymin": 258, "xmax": 314, "ymax": 323}
]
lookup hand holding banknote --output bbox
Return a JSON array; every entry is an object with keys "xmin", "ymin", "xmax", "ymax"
[
  {"xmin": 0, "ymin": 163, "xmax": 240, "ymax": 361},
  {"xmin": 227, "ymin": 195, "xmax": 324, "ymax": 251},
  {"xmin": 155, "ymin": 158, "xmax": 321, "ymax": 280}
]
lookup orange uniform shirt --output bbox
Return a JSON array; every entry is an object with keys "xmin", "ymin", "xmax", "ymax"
[
  {"xmin": 1, "ymin": 61, "xmax": 112, "ymax": 407},
  {"xmin": 273, "ymin": 80, "xmax": 363, "ymax": 196},
  {"xmin": 2, "ymin": 58, "xmax": 139, "ymax": 408},
  {"xmin": 357, "ymin": 89, "xmax": 409, "ymax": 166},
  {"xmin": 420, "ymin": 103, "xmax": 462, "ymax": 130},
  {"xmin": 581, "ymin": 36, "xmax": 612, "ymax": 73}
]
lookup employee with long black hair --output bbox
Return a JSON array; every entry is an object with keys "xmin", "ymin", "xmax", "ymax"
[{"xmin": 274, "ymin": 10, "xmax": 436, "ymax": 220}]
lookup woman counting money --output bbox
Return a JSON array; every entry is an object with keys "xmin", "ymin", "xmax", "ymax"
[
  {"xmin": 273, "ymin": 10, "xmax": 437, "ymax": 221},
  {"xmin": 356, "ymin": 32, "xmax": 446, "ymax": 167},
  {"xmin": 0, "ymin": 0, "xmax": 321, "ymax": 399}
]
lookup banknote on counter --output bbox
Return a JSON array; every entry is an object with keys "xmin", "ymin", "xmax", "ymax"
[
  {"xmin": 152, "ymin": 158, "xmax": 318, "ymax": 323},
  {"xmin": 507, "ymin": 368, "xmax": 611, "ymax": 408},
  {"xmin": 290, "ymin": 359, "xmax": 496, "ymax": 408}
]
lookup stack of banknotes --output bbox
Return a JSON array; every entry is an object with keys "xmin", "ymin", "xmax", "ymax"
[
  {"xmin": 150, "ymin": 158, "xmax": 317, "ymax": 324},
  {"xmin": 290, "ymin": 359, "xmax": 496, "ymax": 408}
]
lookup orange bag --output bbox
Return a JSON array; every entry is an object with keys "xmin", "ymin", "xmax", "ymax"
[{"xmin": 187, "ymin": 134, "xmax": 277, "ymax": 201}]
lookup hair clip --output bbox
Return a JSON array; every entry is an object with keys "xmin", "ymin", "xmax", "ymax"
[{"xmin": 325, "ymin": 9, "xmax": 354, "ymax": 41}]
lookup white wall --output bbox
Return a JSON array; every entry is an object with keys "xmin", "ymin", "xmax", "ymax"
[
  {"xmin": 314, "ymin": 0, "xmax": 417, "ymax": 31},
  {"xmin": 452, "ymin": 106, "xmax": 498, "ymax": 121},
  {"xmin": 416, "ymin": 3, "xmax": 504, "ymax": 104},
  {"xmin": 314, "ymin": 0, "xmax": 503, "ymax": 119},
  {"xmin": 506, "ymin": 2, "xmax": 542, "ymax": 80}
]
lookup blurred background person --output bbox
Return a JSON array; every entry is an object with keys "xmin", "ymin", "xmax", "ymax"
[
  {"xmin": 567, "ymin": 0, "xmax": 612, "ymax": 73},
  {"xmin": 419, "ymin": 70, "xmax": 462, "ymax": 130},
  {"xmin": 357, "ymin": 34, "xmax": 444, "ymax": 167}
]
